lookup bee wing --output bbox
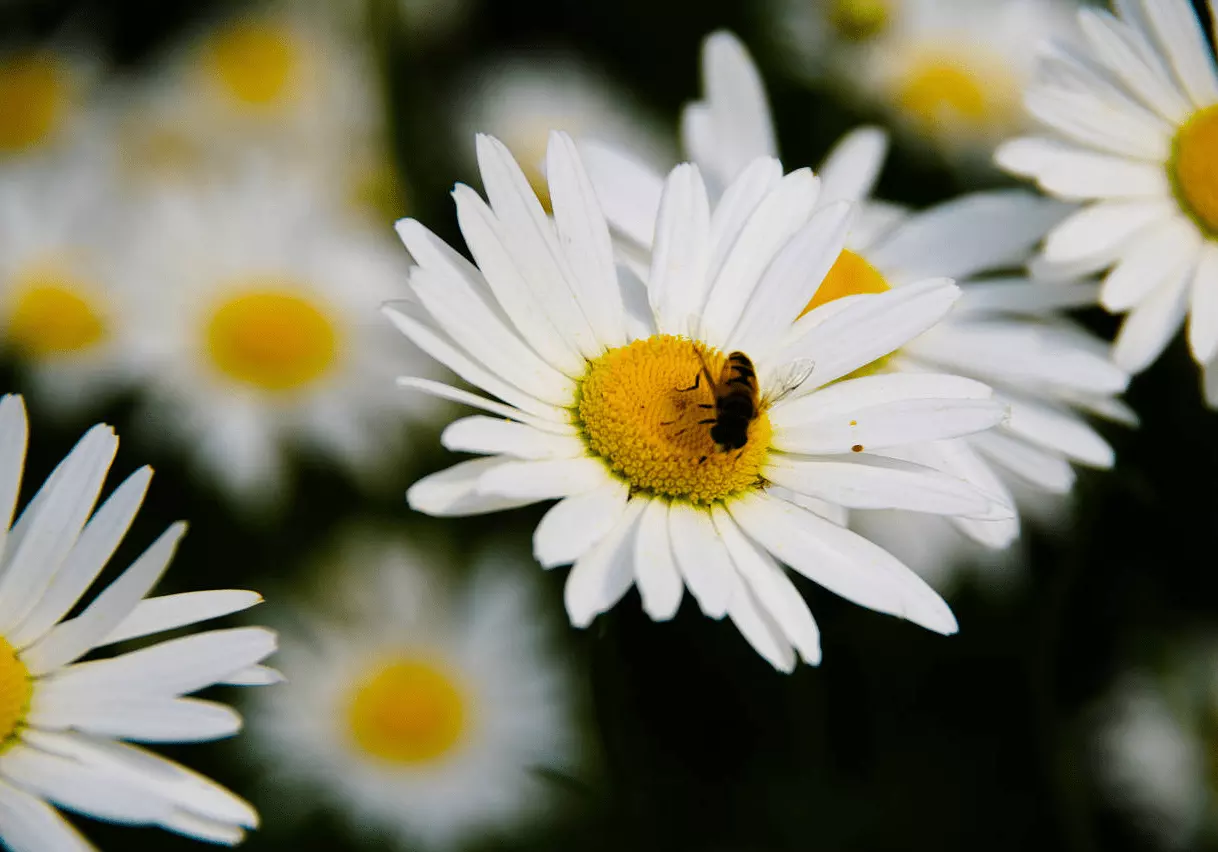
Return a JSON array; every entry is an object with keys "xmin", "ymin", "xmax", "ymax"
[{"xmin": 763, "ymin": 359, "xmax": 816, "ymax": 406}]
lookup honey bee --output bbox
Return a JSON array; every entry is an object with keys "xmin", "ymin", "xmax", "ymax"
[{"xmin": 677, "ymin": 351, "xmax": 814, "ymax": 453}]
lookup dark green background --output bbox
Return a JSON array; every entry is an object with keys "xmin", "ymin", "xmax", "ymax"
[{"xmin": 1, "ymin": 1, "xmax": 1216, "ymax": 850}]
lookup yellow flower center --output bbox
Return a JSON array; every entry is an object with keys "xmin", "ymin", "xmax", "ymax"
[
  {"xmin": 895, "ymin": 51, "xmax": 1020, "ymax": 136},
  {"xmin": 578, "ymin": 336, "xmax": 771, "ymax": 504},
  {"xmin": 0, "ymin": 51, "xmax": 68, "ymax": 153},
  {"xmin": 0, "ymin": 637, "xmax": 32, "ymax": 750},
  {"xmin": 204, "ymin": 19, "xmax": 301, "ymax": 108},
  {"xmin": 6, "ymin": 265, "xmax": 106, "ymax": 359},
  {"xmin": 800, "ymin": 249, "xmax": 890, "ymax": 317},
  {"xmin": 205, "ymin": 286, "xmax": 340, "ymax": 392},
  {"xmin": 828, "ymin": 0, "xmax": 893, "ymax": 41},
  {"xmin": 1170, "ymin": 104, "xmax": 1218, "ymax": 237},
  {"xmin": 346, "ymin": 658, "xmax": 467, "ymax": 765}
]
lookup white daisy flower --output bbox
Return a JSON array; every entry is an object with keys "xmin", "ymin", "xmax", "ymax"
[
  {"xmin": 770, "ymin": 0, "xmax": 1082, "ymax": 166},
  {"xmin": 124, "ymin": 174, "xmax": 439, "ymax": 507},
  {"xmin": 582, "ymin": 31, "xmax": 1130, "ymax": 586},
  {"xmin": 387, "ymin": 128, "xmax": 1017, "ymax": 671},
  {"xmin": 1094, "ymin": 639, "xmax": 1218, "ymax": 849},
  {"xmin": 248, "ymin": 530, "xmax": 579, "ymax": 850},
  {"xmin": 452, "ymin": 52, "xmax": 672, "ymax": 210},
  {"xmin": 997, "ymin": 0, "xmax": 1218, "ymax": 404},
  {"xmin": 0, "ymin": 152, "xmax": 138, "ymax": 420},
  {"xmin": 0, "ymin": 394, "xmax": 277, "ymax": 848}
]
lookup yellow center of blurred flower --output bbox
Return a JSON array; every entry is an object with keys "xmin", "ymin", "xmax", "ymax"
[
  {"xmin": 578, "ymin": 336, "xmax": 771, "ymax": 504},
  {"xmin": 0, "ymin": 51, "xmax": 68, "ymax": 153},
  {"xmin": 205, "ymin": 286, "xmax": 339, "ymax": 392},
  {"xmin": 0, "ymin": 637, "xmax": 32, "ymax": 749},
  {"xmin": 7, "ymin": 266, "xmax": 107, "ymax": 359},
  {"xmin": 205, "ymin": 19, "xmax": 301, "ymax": 108},
  {"xmin": 799, "ymin": 249, "xmax": 894, "ymax": 377},
  {"xmin": 1171, "ymin": 104, "xmax": 1218, "ymax": 237},
  {"xmin": 346, "ymin": 658, "xmax": 467, "ymax": 765},
  {"xmin": 895, "ymin": 51, "xmax": 1019, "ymax": 136},
  {"xmin": 828, "ymin": 0, "xmax": 893, "ymax": 41}
]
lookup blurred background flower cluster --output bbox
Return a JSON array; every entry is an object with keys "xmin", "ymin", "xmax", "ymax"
[{"xmin": 1, "ymin": 0, "xmax": 1216, "ymax": 850}]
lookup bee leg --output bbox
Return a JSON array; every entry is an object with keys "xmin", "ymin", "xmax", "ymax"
[
  {"xmin": 697, "ymin": 418, "xmax": 717, "ymax": 425},
  {"xmin": 696, "ymin": 404, "xmax": 714, "ymax": 409},
  {"xmin": 676, "ymin": 374, "xmax": 701, "ymax": 393}
]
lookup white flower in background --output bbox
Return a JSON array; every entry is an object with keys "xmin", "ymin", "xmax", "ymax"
[
  {"xmin": 997, "ymin": 0, "xmax": 1218, "ymax": 404},
  {"xmin": 0, "ymin": 43, "xmax": 97, "ymax": 163},
  {"xmin": 0, "ymin": 395, "xmax": 277, "ymax": 848},
  {"xmin": 583, "ymin": 31, "xmax": 1130, "ymax": 588},
  {"xmin": 248, "ymin": 531, "xmax": 579, "ymax": 850},
  {"xmin": 0, "ymin": 154, "xmax": 138, "ymax": 419},
  {"xmin": 769, "ymin": 0, "xmax": 1082, "ymax": 166},
  {"xmin": 453, "ymin": 52, "xmax": 672, "ymax": 208},
  {"xmin": 1095, "ymin": 639, "xmax": 1218, "ymax": 849},
  {"xmin": 125, "ymin": 175, "xmax": 439, "ymax": 507},
  {"xmin": 388, "ymin": 130, "xmax": 1016, "ymax": 671}
]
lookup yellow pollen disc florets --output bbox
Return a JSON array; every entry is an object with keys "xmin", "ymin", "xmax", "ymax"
[
  {"xmin": 578, "ymin": 336, "xmax": 771, "ymax": 504},
  {"xmin": 895, "ymin": 51, "xmax": 1020, "ymax": 136},
  {"xmin": 1171, "ymin": 104, "xmax": 1218, "ymax": 237},
  {"xmin": 7, "ymin": 265, "xmax": 106, "ymax": 359},
  {"xmin": 204, "ymin": 19, "xmax": 301, "ymax": 108},
  {"xmin": 346, "ymin": 658, "xmax": 467, "ymax": 765},
  {"xmin": 205, "ymin": 285, "xmax": 340, "ymax": 392},
  {"xmin": 0, "ymin": 637, "xmax": 32, "ymax": 749},
  {"xmin": 828, "ymin": 0, "xmax": 893, "ymax": 41},
  {"xmin": 0, "ymin": 51, "xmax": 68, "ymax": 153}
]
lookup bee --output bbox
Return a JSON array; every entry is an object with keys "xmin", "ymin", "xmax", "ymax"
[{"xmin": 677, "ymin": 351, "xmax": 815, "ymax": 453}]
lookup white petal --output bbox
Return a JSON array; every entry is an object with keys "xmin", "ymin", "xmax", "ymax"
[
  {"xmin": 818, "ymin": 126, "xmax": 889, "ymax": 206},
  {"xmin": 711, "ymin": 505, "xmax": 820, "ymax": 664},
  {"xmin": 728, "ymin": 492, "xmax": 957, "ymax": 635},
  {"xmin": 1077, "ymin": 9, "xmax": 1192, "ymax": 123},
  {"xmin": 1043, "ymin": 198, "xmax": 1175, "ymax": 266},
  {"xmin": 1138, "ymin": 0, "xmax": 1218, "ymax": 107},
  {"xmin": 219, "ymin": 665, "xmax": 283, "ymax": 686},
  {"xmin": 579, "ymin": 139, "xmax": 666, "ymax": 248},
  {"xmin": 407, "ymin": 457, "xmax": 547, "ymax": 517},
  {"xmin": 723, "ymin": 573, "xmax": 795, "ymax": 673},
  {"xmin": 0, "ymin": 396, "xmax": 29, "ymax": 563},
  {"xmin": 441, "ymin": 416, "xmax": 585, "ymax": 460},
  {"xmin": 1024, "ymin": 85, "xmax": 1172, "ymax": 161},
  {"xmin": 99, "ymin": 590, "xmax": 264, "ymax": 646},
  {"xmin": 395, "ymin": 376, "xmax": 574, "ymax": 434},
  {"xmin": 632, "ymin": 498, "xmax": 683, "ymax": 621},
  {"xmin": 648, "ymin": 164, "xmax": 711, "ymax": 336},
  {"xmin": 667, "ymin": 502, "xmax": 733, "ymax": 618},
  {"xmin": 0, "ymin": 778, "xmax": 96, "ymax": 852},
  {"xmin": 546, "ymin": 131, "xmax": 628, "ymax": 349},
  {"xmin": 33, "ymin": 697, "xmax": 241, "ymax": 743},
  {"xmin": 22, "ymin": 523, "xmax": 188, "ymax": 676},
  {"xmin": 1004, "ymin": 398, "xmax": 1115, "ymax": 468},
  {"xmin": 533, "ymin": 479, "xmax": 630, "ymax": 568},
  {"xmin": 1099, "ymin": 218, "xmax": 1202, "ymax": 311},
  {"xmin": 707, "ymin": 157, "xmax": 784, "ymax": 284},
  {"xmin": 764, "ymin": 455, "xmax": 1009, "ymax": 518},
  {"xmin": 1031, "ymin": 151, "xmax": 1170, "ymax": 201},
  {"xmin": 161, "ymin": 812, "xmax": 245, "ymax": 845},
  {"xmin": 1187, "ymin": 242, "xmax": 1218, "ymax": 363},
  {"xmin": 563, "ymin": 498, "xmax": 646, "ymax": 627},
  {"xmin": 954, "ymin": 279, "xmax": 1102, "ymax": 317},
  {"xmin": 969, "ymin": 430, "xmax": 1076, "ymax": 493},
  {"xmin": 1112, "ymin": 264, "xmax": 1192, "ymax": 373},
  {"xmin": 477, "ymin": 457, "xmax": 609, "ymax": 500}
]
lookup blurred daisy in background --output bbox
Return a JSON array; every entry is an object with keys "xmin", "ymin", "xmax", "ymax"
[
  {"xmin": 1094, "ymin": 637, "xmax": 1218, "ymax": 850},
  {"xmin": 769, "ymin": 0, "xmax": 1082, "ymax": 168},
  {"xmin": 124, "ymin": 175, "xmax": 440, "ymax": 508},
  {"xmin": 248, "ymin": 530, "xmax": 581, "ymax": 850},
  {"xmin": 453, "ymin": 52, "xmax": 672, "ymax": 208},
  {"xmin": 0, "ymin": 42, "xmax": 98, "ymax": 164},
  {"xmin": 583, "ymin": 31, "xmax": 1130, "ymax": 590},
  {"xmin": 389, "ymin": 130, "xmax": 1018, "ymax": 670},
  {"xmin": 997, "ymin": 0, "xmax": 1218, "ymax": 404},
  {"xmin": 0, "ymin": 394, "xmax": 276, "ymax": 848},
  {"xmin": 0, "ymin": 153, "xmax": 139, "ymax": 419}
]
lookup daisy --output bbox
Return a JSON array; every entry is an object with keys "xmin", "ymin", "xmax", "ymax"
[
  {"xmin": 452, "ymin": 52, "xmax": 671, "ymax": 209},
  {"xmin": 1094, "ymin": 638, "xmax": 1218, "ymax": 849},
  {"xmin": 248, "ymin": 530, "xmax": 580, "ymax": 850},
  {"xmin": 769, "ymin": 0, "xmax": 1082, "ymax": 166},
  {"xmin": 583, "ymin": 31, "xmax": 1130, "ymax": 585},
  {"xmin": 124, "ymin": 173, "xmax": 440, "ymax": 507},
  {"xmin": 0, "ymin": 394, "xmax": 276, "ymax": 848},
  {"xmin": 388, "ymin": 129, "xmax": 1016, "ymax": 671},
  {"xmin": 997, "ymin": 0, "xmax": 1218, "ymax": 404},
  {"xmin": 0, "ymin": 151, "xmax": 138, "ymax": 420}
]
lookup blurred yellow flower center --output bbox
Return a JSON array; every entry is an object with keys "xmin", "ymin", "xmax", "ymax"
[
  {"xmin": 828, "ymin": 0, "xmax": 893, "ymax": 41},
  {"xmin": 347, "ymin": 658, "xmax": 466, "ymax": 765},
  {"xmin": 896, "ymin": 52, "xmax": 1019, "ymax": 134},
  {"xmin": 205, "ymin": 19, "xmax": 300, "ymax": 107},
  {"xmin": 578, "ymin": 336, "xmax": 771, "ymax": 504},
  {"xmin": 1171, "ymin": 104, "xmax": 1218, "ymax": 236},
  {"xmin": 205, "ymin": 286, "xmax": 339, "ymax": 392},
  {"xmin": 0, "ymin": 51, "xmax": 68, "ymax": 153},
  {"xmin": 800, "ymin": 249, "xmax": 890, "ymax": 317},
  {"xmin": 7, "ymin": 266, "xmax": 106, "ymax": 359},
  {"xmin": 0, "ymin": 637, "xmax": 32, "ymax": 749}
]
